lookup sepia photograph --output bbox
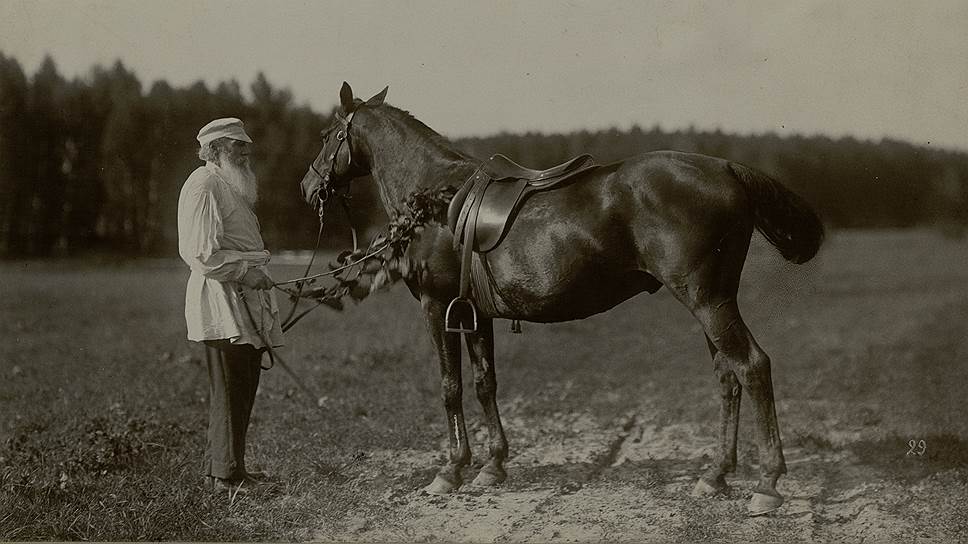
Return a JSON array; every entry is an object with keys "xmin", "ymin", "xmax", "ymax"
[{"xmin": 1, "ymin": 1, "xmax": 966, "ymax": 541}]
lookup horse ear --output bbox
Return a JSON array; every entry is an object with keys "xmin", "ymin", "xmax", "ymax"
[
  {"xmin": 340, "ymin": 82, "xmax": 354, "ymax": 111},
  {"xmin": 365, "ymin": 86, "xmax": 389, "ymax": 107}
]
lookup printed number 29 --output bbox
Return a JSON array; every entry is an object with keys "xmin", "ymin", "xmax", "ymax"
[{"xmin": 907, "ymin": 439, "xmax": 926, "ymax": 456}]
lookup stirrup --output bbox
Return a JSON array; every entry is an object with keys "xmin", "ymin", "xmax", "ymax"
[
  {"xmin": 510, "ymin": 320, "xmax": 522, "ymax": 334},
  {"xmin": 445, "ymin": 297, "xmax": 478, "ymax": 334}
]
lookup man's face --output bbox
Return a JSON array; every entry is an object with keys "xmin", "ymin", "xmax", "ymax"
[
  {"xmin": 222, "ymin": 140, "xmax": 251, "ymax": 168},
  {"xmin": 216, "ymin": 138, "xmax": 258, "ymax": 206}
]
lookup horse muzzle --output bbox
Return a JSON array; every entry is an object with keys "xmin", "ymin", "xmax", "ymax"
[{"xmin": 300, "ymin": 170, "xmax": 322, "ymax": 207}]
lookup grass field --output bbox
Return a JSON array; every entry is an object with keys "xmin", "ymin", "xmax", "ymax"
[{"xmin": 2, "ymin": 230, "xmax": 968, "ymax": 542}]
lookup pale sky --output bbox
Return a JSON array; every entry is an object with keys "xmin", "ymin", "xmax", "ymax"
[{"xmin": 2, "ymin": 0, "xmax": 966, "ymax": 151}]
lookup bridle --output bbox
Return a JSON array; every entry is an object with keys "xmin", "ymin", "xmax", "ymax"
[
  {"xmin": 309, "ymin": 109, "xmax": 358, "ymax": 220},
  {"xmin": 274, "ymin": 106, "xmax": 381, "ymax": 306}
]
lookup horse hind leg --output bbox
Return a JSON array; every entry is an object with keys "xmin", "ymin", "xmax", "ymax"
[
  {"xmin": 693, "ymin": 299, "xmax": 786, "ymax": 515},
  {"xmin": 463, "ymin": 317, "xmax": 509, "ymax": 487},
  {"xmin": 692, "ymin": 335, "xmax": 742, "ymax": 498}
]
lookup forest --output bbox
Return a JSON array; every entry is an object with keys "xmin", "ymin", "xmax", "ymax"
[{"xmin": 2, "ymin": 52, "xmax": 967, "ymax": 257}]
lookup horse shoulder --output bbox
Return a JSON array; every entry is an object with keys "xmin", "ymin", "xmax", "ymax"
[{"xmin": 404, "ymin": 224, "xmax": 461, "ymax": 298}]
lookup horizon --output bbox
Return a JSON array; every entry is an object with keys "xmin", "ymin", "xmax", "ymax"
[
  {"xmin": 2, "ymin": 50, "xmax": 959, "ymax": 154},
  {"xmin": 2, "ymin": 1, "xmax": 966, "ymax": 152}
]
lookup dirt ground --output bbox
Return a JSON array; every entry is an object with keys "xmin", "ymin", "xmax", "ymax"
[{"xmin": 303, "ymin": 231, "xmax": 968, "ymax": 543}]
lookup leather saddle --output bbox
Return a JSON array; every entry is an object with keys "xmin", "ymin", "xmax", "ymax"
[
  {"xmin": 444, "ymin": 153, "xmax": 598, "ymax": 333},
  {"xmin": 447, "ymin": 153, "xmax": 597, "ymax": 252}
]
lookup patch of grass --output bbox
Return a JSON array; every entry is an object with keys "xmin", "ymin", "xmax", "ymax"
[
  {"xmin": 1, "ymin": 403, "xmax": 205, "ymax": 540},
  {"xmin": 0, "ymin": 399, "xmax": 375, "ymax": 541}
]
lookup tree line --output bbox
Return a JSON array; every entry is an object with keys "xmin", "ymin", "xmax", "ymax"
[
  {"xmin": 0, "ymin": 52, "xmax": 333, "ymax": 257},
  {"xmin": 2, "ymin": 52, "xmax": 967, "ymax": 258}
]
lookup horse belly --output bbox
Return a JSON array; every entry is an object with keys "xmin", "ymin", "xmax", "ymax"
[{"xmin": 493, "ymin": 265, "xmax": 660, "ymax": 322}]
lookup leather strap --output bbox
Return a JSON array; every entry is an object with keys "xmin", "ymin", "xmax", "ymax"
[
  {"xmin": 459, "ymin": 174, "xmax": 489, "ymax": 297},
  {"xmin": 470, "ymin": 252, "xmax": 498, "ymax": 316},
  {"xmin": 453, "ymin": 168, "xmax": 485, "ymax": 250}
]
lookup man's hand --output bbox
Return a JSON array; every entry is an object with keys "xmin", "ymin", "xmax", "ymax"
[{"xmin": 241, "ymin": 268, "xmax": 274, "ymax": 290}]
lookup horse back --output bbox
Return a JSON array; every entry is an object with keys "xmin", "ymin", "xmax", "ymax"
[
  {"xmin": 505, "ymin": 150, "xmax": 748, "ymax": 256},
  {"xmin": 481, "ymin": 150, "xmax": 752, "ymax": 321}
]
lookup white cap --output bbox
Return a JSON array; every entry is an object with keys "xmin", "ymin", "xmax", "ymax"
[{"xmin": 196, "ymin": 117, "xmax": 253, "ymax": 146}]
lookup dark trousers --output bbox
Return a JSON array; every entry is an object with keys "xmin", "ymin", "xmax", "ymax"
[{"xmin": 204, "ymin": 341, "xmax": 262, "ymax": 480}]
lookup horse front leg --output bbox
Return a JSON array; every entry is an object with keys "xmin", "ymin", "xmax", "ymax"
[
  {"xmin": 422, "ymin": 295, "xmax": 471, "ymax": 495},
  {"xmin": 463, "ymin": 317, "xmax": 508, "ymax": 487}
]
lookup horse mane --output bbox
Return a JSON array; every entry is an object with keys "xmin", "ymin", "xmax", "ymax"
[{"xmin": 376, "ymin": 104, "xmax": 472, "ymax": 160}]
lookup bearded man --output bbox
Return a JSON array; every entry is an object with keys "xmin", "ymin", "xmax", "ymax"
[{"xmin": 177, "ymin": 117, "xmax": 283, "ymax": 494}]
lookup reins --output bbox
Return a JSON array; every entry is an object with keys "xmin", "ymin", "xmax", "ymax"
[
  {"xmin": 271, "ymin": 228, "xmax": 390, "ymax": 334},
  {"xmin": 231, "ymin": 109, "xmax": 368, "ymax": 408},
  {"xmin": 273, "ymin": 239, "xmax": 388, "ymax": 288},
  {"xmin": 237, "ymin": 287, "xmax": 324, "ymax": 409},
  {"xmin": 277, "ymin": 221, "xmax": 324, "ymax": 329}
]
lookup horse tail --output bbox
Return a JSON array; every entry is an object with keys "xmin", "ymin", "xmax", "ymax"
[{"xmin": 729, "ymin": 162, "xmax": 824, "ymax": 264}]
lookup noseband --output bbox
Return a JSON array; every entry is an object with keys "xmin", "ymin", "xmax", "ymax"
[{"xmin": 310, "ymin": 110, "xmax": 358, "ymax": 218}]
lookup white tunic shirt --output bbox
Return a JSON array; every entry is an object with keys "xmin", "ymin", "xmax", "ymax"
[{"xmin": 177, "ymin": 163, "xmax": 284, "ymax": 349}]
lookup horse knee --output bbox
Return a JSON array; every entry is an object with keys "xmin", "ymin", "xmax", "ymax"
[{"xmin": 440, "ymin": 379, "xmax": 462, "ymax": 406}]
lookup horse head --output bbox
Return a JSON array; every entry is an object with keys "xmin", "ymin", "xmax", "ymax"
[{"xmin": 300, "ymin": 81, "xmax": 388, "ymax": 212}]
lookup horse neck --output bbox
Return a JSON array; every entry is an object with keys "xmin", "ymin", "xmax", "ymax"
[{"xmin": 360, "ymin": 110, "xmax": 478, "ymax": 215}]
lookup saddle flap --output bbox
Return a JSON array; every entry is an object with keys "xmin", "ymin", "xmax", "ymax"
[
  {"xmin": 450, "ymin": 157, "xmax": 601, "ymax": 254},
  {"xmin": 475, "ymin": 158, "xmax": 599, "ymax": 252},
  {"xmin": 475, "ymin": 179, "xmax": 528, "ymax": 251}
]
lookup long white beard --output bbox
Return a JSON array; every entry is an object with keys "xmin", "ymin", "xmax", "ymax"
[{"xmin": 217, "ymin": 158, "xmax": 258, "ymax": 208}]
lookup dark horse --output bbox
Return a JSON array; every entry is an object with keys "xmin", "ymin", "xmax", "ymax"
[{"xmin": 299, "ymin": 83, "xmax": 824, "ymax": 516}]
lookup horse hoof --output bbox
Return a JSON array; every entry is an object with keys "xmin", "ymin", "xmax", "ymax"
[
  {"xmin": 423, "ymin": 474, "xmax": 460, "ymax": 495},
  {"xmin": 691, "ymin": 477, "xmax": 728, "ymax": 497},
  {"xmin": 748, "ymin": 491, "xmax": 784, "ymax": 516},
  {"xmin": 471, "ymin": 465, "xmax": 506, "ymax": 487}
]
